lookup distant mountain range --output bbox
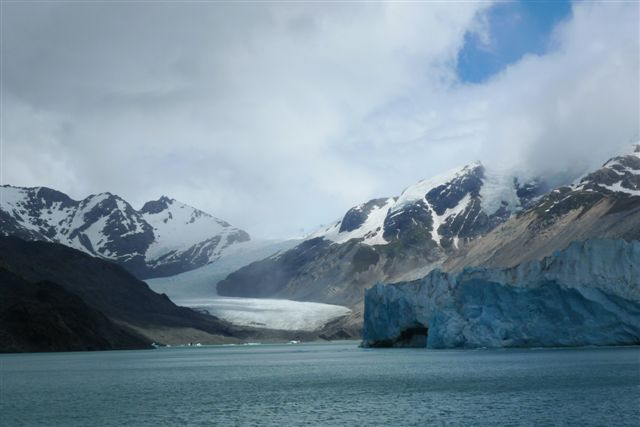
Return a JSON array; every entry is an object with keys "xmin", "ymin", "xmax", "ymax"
[
  {"xmin": 0, "ymin": 187, "xmax": 249, "ymax": 279},
  {"xmin": 217, "ymin": 145, "xmax": 640, "ymax": 322},
  {"xmin": 2, "ymin": 145, "xmax": 638, "ymax": 348}
]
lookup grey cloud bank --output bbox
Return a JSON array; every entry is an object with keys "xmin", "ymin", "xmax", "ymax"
[{"xmin": 1, "ymin": 2, "xmax": 638, "ymax": 238}]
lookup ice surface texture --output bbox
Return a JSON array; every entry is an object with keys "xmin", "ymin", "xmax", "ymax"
[{"xmin": 362, "ymin": 239, "xmax": 640, "ymax": 348}]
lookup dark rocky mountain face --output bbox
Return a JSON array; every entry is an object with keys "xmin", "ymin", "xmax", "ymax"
[
  {"xmin": 0, "ymin": 186, "xmax": 250, "ymax": 279},
  {"xmin": 515, "ymin": 177, "xmax": 550, "ymax": 207},
  {"xmin": 426, "ymin": 164, "xmax": 483, "ymax": 213},
  {"xmin": 0, "ymin": 237, "xmax": 239, "ymax": 337},
  {"xmin": 340, "ymin": 198, "xmax": 390, "ymax": 233},
  {"xmin": 218, "ymin": 162, "xmax": 546, "ymax": 306},
  {"xmin": 382, "ymin": 198, "xmax": 434, "ymax": 244},
  {"xmin": 139, "ymin": 196, "xmax": 173, "ymax": 215},
  {"xmin": 0, "ymin": 268, "xmax": 151, "ymax": 353}
]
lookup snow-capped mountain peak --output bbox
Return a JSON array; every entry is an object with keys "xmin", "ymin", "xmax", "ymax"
[
  {"xmin": 309, "ymin": 198, "xmax": 395, "ymax": 246},
  {"xmin": 575, "ymin": 146, "xmax": 640, "ymax": 196},
  {"xmin": 0, "ymin": 185, "xmax": 249, "ymax": 278},
  {"xmin": 141, "ymin": 197, "xmax": 244, "ymax": 264},
  {"xmin": 310, "ymin": 162, "xmax": 545, "ymax": 251},
  {"xmin": 392, "ymin": 161, "xmax": 482, "ymax": 215}
]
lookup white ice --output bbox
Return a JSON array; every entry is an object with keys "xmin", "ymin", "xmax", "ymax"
[{"xmin": 177, "ymin": 297, "xmax": 351, "ymax": 331}]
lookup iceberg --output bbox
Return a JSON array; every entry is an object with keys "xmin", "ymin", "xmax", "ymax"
[{"xmin": 362, "ymin": 239, "xmax": 640, "ymax": 348}]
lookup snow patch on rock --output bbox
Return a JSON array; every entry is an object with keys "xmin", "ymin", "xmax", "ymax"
[
  {"xmin": 312, "ymin": 198, "xmax": 395, "ymax": 246},
  {"xmin": 309, "ymin": 161, "xmax": 538, "ymax": 250}
]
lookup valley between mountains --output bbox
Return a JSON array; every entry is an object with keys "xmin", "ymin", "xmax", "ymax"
[{"xmin": 1, "ymin": 145, "xmax": 639, "ymax": 351}]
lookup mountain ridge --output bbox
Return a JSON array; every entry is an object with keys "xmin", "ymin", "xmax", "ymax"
[
  {"xmin": 218, "ymin": 161, "xmax": 548, "ymax": 306},
  {"xmin": 0, "ymin": 185, "xmax": 250, "ymax": 279}
]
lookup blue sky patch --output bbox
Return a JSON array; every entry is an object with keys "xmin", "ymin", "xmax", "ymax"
[{"xmin": 457, "ymin": 0, "xmax": 572, "ymax": 83}]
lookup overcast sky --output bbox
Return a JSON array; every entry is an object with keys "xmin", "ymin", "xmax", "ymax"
[{"xmin": 1, "ymin": 1, "xmax": 638, "ymax": 238}]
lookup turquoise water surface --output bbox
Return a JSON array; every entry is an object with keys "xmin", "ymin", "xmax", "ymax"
[{"xmin": 1, "ymin": 342, "xmax": 638, "ymax": 426}]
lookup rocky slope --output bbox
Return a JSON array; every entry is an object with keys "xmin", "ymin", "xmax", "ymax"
[
  {"xmin": 218, "ymin": 162, "xmax": 546, "ymax": 306},
  {"xmin": 0, "ymin": 268, "xmax": 151, "ymax": 353},
  {"xmin": 444, "ymin": 145, "xmax": 640, "ymax": 272},
  {"xmin": 0, "ymin": 186, "xmax": 249, "ymax": 278},
  {"xmin": 362, "ymin": 239, "xmax": 640, "ymax": 348},
  {"xmin": 0, "ymin": 237, "xmax": 258, "ymax": 346}
]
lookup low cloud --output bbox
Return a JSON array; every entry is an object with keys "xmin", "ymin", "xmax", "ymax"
[{"xmin": 1, "ymin": 1, "xmax": 637, "ymax": 237}]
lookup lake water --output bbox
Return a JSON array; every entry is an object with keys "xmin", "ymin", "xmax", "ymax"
[{"xmin": 1, "ymin": 343, "xmax": 638, "ymax": 426}]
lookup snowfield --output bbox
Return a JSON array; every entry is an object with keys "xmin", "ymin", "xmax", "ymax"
[{"xmin": 177, "ymin": 297, "xmax": 351, "ymax": 331}]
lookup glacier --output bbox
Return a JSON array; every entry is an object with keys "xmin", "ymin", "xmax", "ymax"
[
  {"xmin": 362, "ymin": 239, "xmax": 640, "ymax": 348},
  {"xmin": 146, "ymin": 239, "xmax": 353, "ymax": 331},
  {"xmin": 176, "ymin": 297, "xmax": 350, "ymax": 331}
]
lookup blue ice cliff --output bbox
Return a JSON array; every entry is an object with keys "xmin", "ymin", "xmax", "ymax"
[{"xmin": 362, "ymin": 239, "xmax": 640, "ymax": 348}]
